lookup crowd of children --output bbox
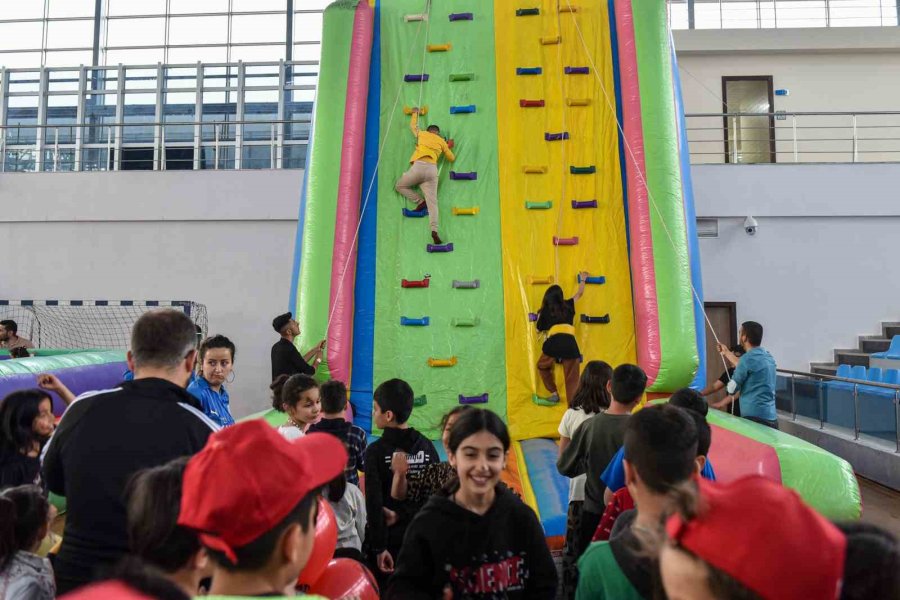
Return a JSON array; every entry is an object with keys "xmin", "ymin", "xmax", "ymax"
[{"xmin": 0, "ymin": 308, "xmax": 899, "ymax": 599}]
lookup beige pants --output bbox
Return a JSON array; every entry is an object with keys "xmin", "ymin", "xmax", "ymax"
[{"xmin": 395, "ymin": 160, "xmax": 439, "ymax": 232}]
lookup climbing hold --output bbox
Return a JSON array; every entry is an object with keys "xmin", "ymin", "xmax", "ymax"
[
  {"xmin": 427, "ymin": 243, "xmax": 455, "ymax": 253},
  {"xmin": 566, "ymin": 98, "xmax": 591, "ymax": 106},
  {"xmin": 570, "ymin": 165, "xmax": 596, "ymax": 174},
  {"xmin": 564, "ymin": 66, "xmax": 590, "ymax": 75},
  {"xmin": 451, "ymin": 317, "xmax": 480, "ymax": 327},
  {"xmin": 559, "ymin": 4, "xmax": 578, "ymax": 13},
  {"xmin": 571, "ymin": 199, "xmax": 598, "ymax": 209},
  {"xmin": 553, "ymin": 236, "xmax": 579, "ymax": 246},
  {"xmin": 449, "ymin": 72, "xmax": 475, "ymax": 81},
  {"xmin": 413, "ymin": 395, "xmax": 427, "ymax": 407},
  {"xmin": 577, "ymin": 274, "xmax": 606, "ymax": 285},
  {"xmin": 525, "ymin": 201, "xmax": 553, "ymax": 210},
  {"xmin": 452, "ymin": 206, "xmax": 479, "ymax": 216},
  {"xmin": 427, "ymin": 43, "xmax": 451, "ymax": 52},
  {"xmin": 452, "ymin": 279, "xmax": 480, "ymax": 289},
  {"xmin": 400, "ymin": 316, "xmax": 430, "ymax": 326},
  {"xmin": 528, "ymin": 312, "xmax": 538, "ymax": 322},
  {"xmin": 449, "ymin": 12, "xmax": 473, "ymax": 21},
  {"xmin": 516, "ymin": 67, "xmax": 542, "ymax": 76},
  {"xmin": 522, "ymin": 165, "xmax": 548, "ymax": 174},
  {"xmin": 532, "ymin": 394, "xmax": 560, "ymax": 407},
  {"xmin": 540, "ymin": 36, "xmax": 561, "ymax": 45},
  {"xmin": 450, "ymin": 105, "xmax": 476, "ymax": 114},
  {"xmin": 516, "ymin": 7, "xmax": 540, "ymax": 16},
  {"xmin": 402, "ymin": 207, "xmax": 428, "ymax": 218},
  {"xmin": 401, "ymin": 276, "xmax": 430, "ymax": 288},
  {"xmin": 581, "ymin": 314, "xmax": 611, "ymax": 324},
  {"xmin": 428, "ymin": 357, "xmax": 458, "ymax": 367},
  {"xmin": 405, "ymin": 14, "xmax": 428, "ymax": 22},
  {"xmin": 403, "ymin": 105, "xmax": 428, "ymax": 115},
  {"xmin": 528, "ymin": 275, "xmax": 554, "ymax": 285},
  {"xmin": 519, "ymin": 99, "xmax": 545, "ymax": 108},
  {"xmin": 450, "ymin": 171, "xmax": 477, "ymax": 180},
  {"xmin": 545, "ymin": 132, "xmax": 569, "ymax": 142},
  {"xmin": 459, "ymin": 393, "xmax": 489, "ymax": 405},
  {"xmin": 404, "ymin": 74, "xmax": 429, "ymax": 82}
]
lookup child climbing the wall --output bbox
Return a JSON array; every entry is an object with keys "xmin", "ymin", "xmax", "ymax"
[
  {"xmin": 536, "ymin": 274, "xmax": 589, "ymax": 403},
  {"xmin": 394, "ymin": 107, "xmax": 455, "ymax": 245}
]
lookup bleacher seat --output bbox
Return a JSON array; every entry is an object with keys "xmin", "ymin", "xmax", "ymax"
[
  {"xmin": 867, "ymin": 367, "xmax": 883, "ymax": 382},
  {"xmin": 836, "ymin": 364, "xmax": 852, "ymax": 379},
  {"xmin": 872, "ymin": 335, "xmax": 900, "ymax": 359},
  {"xmin": 884, "ymin": 369, "xmax": 900, "ymax": 385},
  {"xmin": 850, "ymin": 365, "xmax": 867, "ymax": 381}
]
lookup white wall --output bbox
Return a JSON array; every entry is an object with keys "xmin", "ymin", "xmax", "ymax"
[
  {"xmin": 693, "ymin": 163, "xmax": 900, "ymax": 371},
  {"xmin": 0, "ymin": 169, "xmax": 303, "ymax": 418},
  {"xmin": 673, "ymin": 27, "xmax": 900, "ymax": 163}
]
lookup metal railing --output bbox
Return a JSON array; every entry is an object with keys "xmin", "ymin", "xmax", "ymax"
[
  {"xmin": 1, "ymin": 118, "xmax": 309, "ymax": 172},
  {"xmin": 667, "ymin": 0, "xmax": 899, "ymax": 29},
  {"xmin": 685, "ymin": 110, "xmax": 900, "ymax": 164},
  {"xmin": 777, "ymin": 368, "xmax": 900, "ymax": 452}
]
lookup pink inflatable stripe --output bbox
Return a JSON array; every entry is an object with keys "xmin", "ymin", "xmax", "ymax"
[
  {"xmin": 614, "ymin": 0, "xmax": 661, "ymax": 385},
  {"xmin": 707, "ymin": 424, "xmax": 782, "ymax": 484},
  {"xmin": 327, "ymin": 0, "xmax": 373, "ymax": 395}
]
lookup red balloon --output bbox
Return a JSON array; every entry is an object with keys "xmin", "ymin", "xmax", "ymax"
[
  {"xmin": 297, "ymin": 497, "xmax": 338, "ymax": 587},
  {"xmin": 308, "ymin": 558, "xmax": 379, "ymax": 600}
]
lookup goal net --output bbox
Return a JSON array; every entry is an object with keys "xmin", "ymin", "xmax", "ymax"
[{"xmin": 0, "ymin": 301, "xmax": 208, "ymax": 350}]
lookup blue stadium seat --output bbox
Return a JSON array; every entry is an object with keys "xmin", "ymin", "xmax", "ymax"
[
  {"xmin": 850, "ymin": 365, "xmax": 867, "ymax": 381},
  {"xmin": 867, "ymin": 367, "xmax": 883, "ymax": 382},
  {"xmin": 872, "ymin": 335, "xmax": 900, "ymax": 359},
  {"xmin": 835, "ymin": 364, "xmax": 852, "ymax": 379},
  {"xmin": 884, "ymin": 370, "xmax": 900, "ymax": 385}
]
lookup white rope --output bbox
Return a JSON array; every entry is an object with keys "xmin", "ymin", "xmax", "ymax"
[
  {"xmin": 553, "ymin": 1, "xmax": 568, "ymax": 283},
  {"xmin": 562, "ymin": 0, "xmax": 733, "ymax": 382},
  {"xmin": 323, "ymin": 1, "xmax": 432, "ymax": 336}
]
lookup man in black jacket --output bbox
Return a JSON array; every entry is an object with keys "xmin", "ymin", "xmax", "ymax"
[
  {"xmin": 270, "ymin": 311, "xmax": 325, "ymax": 380},
  {"xmin": 42, "ymin": 309, "xmax": 219, "ymax": 594}
]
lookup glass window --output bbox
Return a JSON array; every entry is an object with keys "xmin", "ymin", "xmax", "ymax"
[
  {"xmin": 695, "ymin": 2, "xmax": 723, "ymax": 28},
  {"xmin": 168, "ymin": 15, "xmax": 229, "ymax": 45},
  {"xmin": 0, "ymin": 52, "xmax": 42, "ymax": 69},
  {"xmin": 106, "ymin": 17, "xmax": 166, "ymax": 47},
  {"xmin": 230, "ymin": 44, "xmax": 285, "ymax": 63},
  {"xmin": 722, "ymin": 2, "xmax": 759, "ymax": 28},
  {"xmin": 107, "ymin": 0, "xmax": 166, "ymax": 16},
  {"xmin": 45, "ymin": 50, "xmax": 94, "ymax": 67},
  {"xmin": 122, "ymin": 92, "xmax": 157, "ymax": 144},
  {"xmin": 231, "ymin": 13, "xmax": 285, "ymax": 44},
  {"xmin": 291, "ymin": 43, "xmax": 321, "ymax": 64},
  {"xmin": 282, "ymin": 143, "xmax": 307, "ymax": 168},
  {"xmin": 242, "ymin": 144, "xmax": 272, "ymax": 169},
  {"xmin": 83, "ymin": 93, "xmax": 116, "ymax": 144},
  {"xmin": 47, "ymin": 69, "xmax": 81, "ymax": 92},
  {"xmin": 293, "ymin": 12, "xmax": 323, "ymax": 43},
  {"xmin": 165, "ymin": 66, "xmax": 197, "ymax": 90},
  {"xmin": 775, "ymin": 1, "xmax": 827, "ymax": 27},
  {"xmin": 243, "ymin": 89, "xmax": 277, "ymax": 141},
  {"xmin": 47, "ymin": 0, "xmax": 95, "ymax": 18},
  {"xmin": 199, "ymin": 145, "xmax": 234, "ymax": 169},
  {"xmin": 46, "ymin": 94, "xmax": 79, "ymax": 144},
  {"xmin": 169, "ymin": 0, "xmax": 229, "ymax": 14},
  {"xmin": 7, "ymin": 71, "xmax": 42, "ymax": 93},
  {"xmin": 0, "ymin": 0, "xmax": 45, "ymax": 20},
  {"xmin": 46, "ymin": 19, "xmax": 95, "ymax": 49},
  {"xmin": 168, "ymin": 46, "xmax": 228, "ymax": 64},
  {"xmin": 245, "ymin": 64, "xmax": 280, "ymax": 88},
  {"xmin": 5, "ymin": 95, "xmax": 39, "ymax": 145},
  {"xmin": 44, "ymin": 148, "xmax": 77, "ymax": 171},
  {"xmin": 296, "ymin": 0, "xmax": 330, "ymax": 10},
  {"xmin": 233, "ymin": 0, "xmax": 287, "ymax": 10},
  {"xmin": 81, "ymin": 148, "xmax": 110, "ymax": 171},
  {"xmin": 667, "ymin": 0, "xmax": 689, "ymax": 29},
  {"xmin": 125, "ymin": 67, "xmax": 158, "ymax": 90},
  {"xmin": 88, "ymin": 68, "xmax": 119, "ymax": 92},
  {"xmin": 0, "ymin": 22, "xmax": 43, "ymax": 51},
  {"xmin": 4, "ymin": 149, "xmax": 37, "ymax": 172},
  {"xmin": 104, "ymin": 47, "xmax": 165, "ymax": 66},
  {"xmin": 163, "ymin": 91, "xmax": 196, "ymax": 143}
]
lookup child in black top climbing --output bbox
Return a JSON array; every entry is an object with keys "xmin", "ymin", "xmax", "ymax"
[
  {"xmin": 536, "ymin": 274, "xmax": 589, "ymax": 404},
  {"xmin": 385, "ymin": 408, "xmax": 557, "ymax": 599},
  {"xmin": 395, "ymin": 107, "xmax": 455, "ymax": 245}
]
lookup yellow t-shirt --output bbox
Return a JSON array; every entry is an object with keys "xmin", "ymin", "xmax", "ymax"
[{"xmin": 408, "ymin": 113, "xmax": 455, "ymax": 164}]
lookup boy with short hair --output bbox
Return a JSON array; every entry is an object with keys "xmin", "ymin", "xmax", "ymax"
[
  {"xmin": 307, "ymin": 380, "xmax": 367, "ymax": 486},
  {"xmin": 364, "ymin": 378, "xmax": 440, "ymax": 580},
  {"xmin": 576, "ymin": 404, "xmax": 699, "ymax": 600},
  {"xmin": 177, "ymin": 419, "xmax": 347, "ymax": 598},
  {"xmin": 558, "ymin": 364, "xmax": 647, "ymax": 558}
]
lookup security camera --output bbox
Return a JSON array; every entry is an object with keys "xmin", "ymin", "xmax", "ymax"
[{"xmin": 744, "ymin": 216, "xmax": 758, "ymax": 236}]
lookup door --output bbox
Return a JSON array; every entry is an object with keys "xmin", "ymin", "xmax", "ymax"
[
  {"xmin": 722, "ymin": 76, "xmax": 776, "ymax": 164},
  {"xmin": 704, "ymin": 302, "xmax": 737, "ymax": 405}
]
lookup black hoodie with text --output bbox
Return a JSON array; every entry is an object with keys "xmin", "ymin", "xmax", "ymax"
[
  {"xmin": 385, "ymin": 485, "xmax": 558, "ymax": 600},
  {"xmin": 364, "ymin": 426, "xmax": 440, "ymax": 555}
]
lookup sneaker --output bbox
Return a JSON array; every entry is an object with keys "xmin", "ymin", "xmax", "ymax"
[
  {"xmin": 431, "ymin": 231, "xmax": 443, "ymax": 245},
  {"xmin": 415, "ymin": 201, "xmax": 428, "ymax": 213},
  {"xmin": 548, "ymin": 393, "xmax": 560, "ymax": 404}
]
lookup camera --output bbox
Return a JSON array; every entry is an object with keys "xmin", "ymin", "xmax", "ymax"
[{"xmin": 744, "ymin": 216, "xmax": 758, "ymax": 236}]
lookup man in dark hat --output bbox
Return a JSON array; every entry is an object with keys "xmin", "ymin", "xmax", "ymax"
[{"xmin": 270, "ymin": 312, "xmax": 325, "ymax": 380}]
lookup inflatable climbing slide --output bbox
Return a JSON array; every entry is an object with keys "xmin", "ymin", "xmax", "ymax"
[{"xmin": 287, "ymin": 0, "xmax": 860, "ymax": 536}]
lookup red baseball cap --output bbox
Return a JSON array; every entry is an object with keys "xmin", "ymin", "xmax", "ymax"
[
  {"xmin": 666, "ymin": 476, "xmax": 846, "ymax": 600},
  {"xmin": 178, "ymin": 419, "xmax": 348, "ymax": 564}
]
